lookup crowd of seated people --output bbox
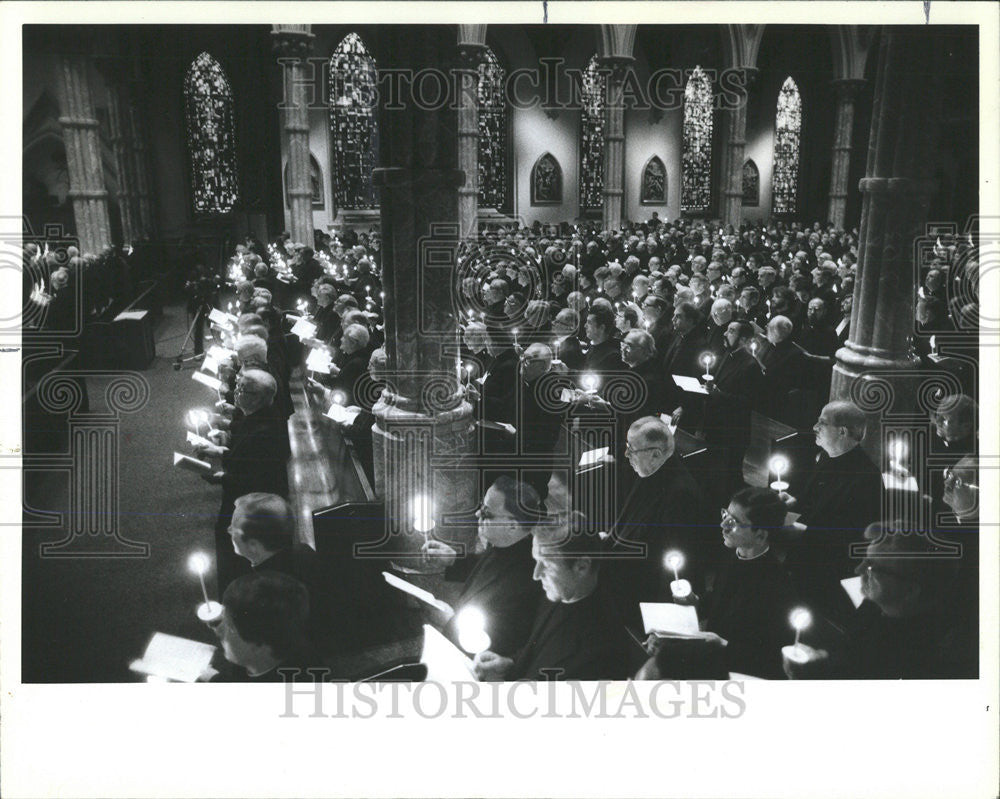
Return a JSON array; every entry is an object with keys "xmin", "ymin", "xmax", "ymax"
[{"xmin": 174, "ymin": 215, "xmax": 979, "ymax": 682}]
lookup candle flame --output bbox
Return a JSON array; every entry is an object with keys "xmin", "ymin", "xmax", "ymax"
[
  {"xmin": 664, "ymin": 550, "xmax": 684, "ymax": 572},
  {"xmin": 790, "ymin": 607, "xmax": 812, "ymax": 631},
  {"xmin": 413, "ymin": 494, "xmax": 434, "ymax": 534},
  {"xmin": 188, "ymin": 552, "xmax": 211, "ymax": 576},
  {"xmin": 769, "ymin": 454, "xmax": 789, "ymax": 476},
  {"xmin": 455, "ymin": 606, "xmax": 491, "ymax": 655}
]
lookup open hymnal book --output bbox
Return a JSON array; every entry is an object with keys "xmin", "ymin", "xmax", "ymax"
[
  {"xmin": 325, "ymin": 403, "xmax": 360, "ymax": 425},
  {"xmin": 672, "ymin": 374, "xmax": 708, "ymax": 395},
  {"xmin": 841, "ymin": 575, "xmax": 865, "ymax": 608},
  {"xmin": 191, "ymin": 371, "xmax": 223, "ymax": 392},
  {"xmin": 290, "ymin": 318, "xmax": 317, "ymax": 339},
  {"xmin": 173, "ymin": 452, "xmax": 213, "ymax": 474},
  {"xmin": 477, "ymin": 420, "xmax": 516, "ymax": 435},
  {"xmin": 129, "ymin": 632, "xmax": 217, "ymax": 683},
  {"xmin": 207, "ymin": 308, "xmax": 236, "ymax": 328},
  {"xmin": 640, "ymin": 602, "xmax": 701, "ymax": 636},
  {"xmin": 382, "ymin": 572, "xmax": 454, "ymax": 615},
  {"xmin": 578, "ymin": 446, "xmax": 612, "ymax": 470}
]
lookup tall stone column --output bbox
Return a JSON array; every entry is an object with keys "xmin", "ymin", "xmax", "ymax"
[
  {"xmin": 272, "ymin": 26, "xmax": 315, "ymax": 246},
  {"xmin": 831, "ymin": 31, "xmax": 945, "ymax": 409},
  {"xmin": 55, "ymin": 53, "xmax": 113, "ymax": 253},
  {"xmin": 827, "ymin": 78, "xmax": 866, "ymax": 229},
  {"xmin": 124, "ymin": 77, "xmax": 156, "ymax": 239},
  {"xmin": 719, "ymin": 68, "xmax": 758, "ymax": 228},
  {"xmin": 601, "ymin": 56, "xmax": 632, "ymax": 231},
  {"xmin": 371, "ymin": 27, "xmax": 477, "ymax": 565},
  {"xmin": 456, "ymin": 42, "xmax": 485, "ymax": 241},
  {"xmin": 105, "ymin": 83, "xmax": 137, "ymax": 245}
]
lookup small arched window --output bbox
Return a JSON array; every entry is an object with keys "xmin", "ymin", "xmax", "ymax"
[
  {"xmin": 742, "ymin": 159, "xmax": 760, "ymax": 207},
  {"xmin": 640, "ymin": 156, "xmax": 667, "ymax": 204},
  {"xmin": 531, "ymin": 153, "xmax": 562, "ymax": 205}
]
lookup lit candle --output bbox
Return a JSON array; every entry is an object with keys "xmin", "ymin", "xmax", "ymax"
[
  {"xmin": 188, "ymin": 552, "xmax": 222, "ymax": 622},
  {"xmin": 454, "ymin": 606, "xmax": 491, "ymax": 655},
  {"xmin": 463, "ymin": 363, "xmax": 473, "ymax": 384},
  {"xmin": 782, "ymin": 607, "xmax": 813, "ymax": 663},
  {"xmin": 664, "ymin": 550, "xmax": 691, "ymax": 599},
  {"xmin": 513, "ymin": 328, "xmax": 519, "ymax": 348},
  {"xmin": 581, "ymin": 373, "xmax": 599, "ymax": 393},
  {"xmin": 701, "ymin": 353, "xmax": 715, "ymax": 381},
  {"xmin": 889, "ymin": 437, "xmax": 908, "ymax": 472},
  {"xmin": 750, "ymin": 340, "xmax": 759, "ymax": 357},
  {"xmin": 331, "ymin": 390, "xmax": 347, "ymax": 406},
  {"xmin": 930, "ymin": 335, "xmax": 938, "ymax": 355},
  {"xmin": 769, "ymin": 454, "xmax": 789, "ymax": 491},
  {"xmin": 413, "ymin": 494, "xmax": 434, "ymax": 545}
]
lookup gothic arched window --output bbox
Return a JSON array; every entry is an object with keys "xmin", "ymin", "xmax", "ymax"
[
  {"xmin": 742, "ymin": 159, "xmax": 760, "ymax": 207},
  {"xmin": 531, "ymin": 153, "xmax": 562, "ymax": 205},
  {"xmin": 681, "ymin": 66, "xmax": 714, "ymax": 213},
  {"xmin": 478, "ymin": 47, "xmax": 507, "ymax": 209},
  {"xmin": 772, "ymin": 77, "xmax": 802, "ymax": 214},
  {"xmin": 579, "ymin": 55, "xmax": 606, "ymax": 210},
  {"xmin": 640, "ymin": 156, "xmax": 667, "ymax": 204},
  {"xmin": 329, "ymin": 33, "xmax": 379, "ymax": 211},
  {"xmin": 184, "ymin": 52, "xmax": 239, "ymax": 214}
]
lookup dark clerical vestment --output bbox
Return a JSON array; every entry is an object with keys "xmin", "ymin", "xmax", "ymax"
[
  {"xmin": 700, "ymin": 549, "xmax": 798, "ymax": 679},
  {"xmin": 509, "ymin": 583, "xmax": 637, "ymax": 680},
  {"xmin": 443, "ymin": 535, "xmax": 542, "ymax": 658}
]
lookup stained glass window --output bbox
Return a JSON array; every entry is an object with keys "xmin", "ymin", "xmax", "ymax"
[
  {"xmin": 329, "ymin": 33, "xmax": 379, "ymax": 210},
  {"xmin": 184, "ymin": 52, "xmax": 239, "ymax": 214},
  {"xmin": 772, "ymin": 77, "xmax": 802, "ymax": 214},
  {"xmin": 742, "ymin": 159, "xmax": 759, "ymax": 206},
  {"xmin": 681, "ymin": 66, "xmax": 714, "ymax": 213},
  {"xmin": 478, "ymin": 47, "xmax": 506, "ymax": 209},
  {"xmin": 579, "ymin": 55, "xmax": 606, "ymax": 210}
]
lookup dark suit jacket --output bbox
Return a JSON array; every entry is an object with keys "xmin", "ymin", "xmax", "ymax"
[
  {"xmin": 661, "ymin": 329, "xmax": 708, "ymax": 378},
  {"xmin": 221, "ymin": 405, "xmax": 291, "ymax": 507},
  {"xmin": 757, "ymin": 338, "xmax": 808, "ymax": 425},
  {"xmin": 785, "ymin": 445, "xmax": 883, "ymax": 621},
  {"xmin": 443, "ymin": 536, "xmax": 543, "ymax": 657},
  {"xmin": 509, "ymin": 583, "xmax": 637, "ymax": 680},
  {"xmin": 552, "ymin": 334, "xmax": 585, "ymax": 372},
  {"xmin": 583, "ymin": 339, "xmax": 625, "ymax": 376},
  {"xmin": 703, "ymin": 347, "xmax": 764, "ymax": 446},
  {"xmin": 606, "ymin": 455, "xmax": 716, "ymax": 628}
]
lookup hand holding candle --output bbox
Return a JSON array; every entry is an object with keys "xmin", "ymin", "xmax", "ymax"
[
  {"xmin": 413, "ymin": 494, "xmax": 434, "ymax": 544},
  {"xmin": 701, "ymin": 352, "xmax": 715, "ymax": 382},
  {"xmin": 781, "ymin": 607, "xmax": 814, "ymax": 664},
  {"xmin": 769, "ymin": 454, "xmax": 789, "ymax": 491},
  {"xmin": 455, "ymin": 606, "xmax": 492, "ymax": 655},
  {"xmin": 188, "ymin": 551, "xmax": 222, "ymax": 622},
  {"xmin": 664, "ymin": 550, "xmax": 691, "ymax": 600}
]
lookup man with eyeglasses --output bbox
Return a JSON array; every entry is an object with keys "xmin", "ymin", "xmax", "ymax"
[
  {"xmin": 784, "ymin": 522, "xmax": 974, "ymax": 679},
  {"xmin": 604, "ymin": 416, "xmax": 713, "ymax": 630},
  {"xmin": 422, "ymin": 477, "xmax": 544, "ymax": 659}
]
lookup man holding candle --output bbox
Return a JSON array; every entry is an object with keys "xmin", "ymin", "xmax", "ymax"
[
  {"xmin": 660, "ymin": 302, "xmax": 706, "ymax": 378},
  {"xmin": 423, "ymin": 477, "xmax": 544, "ymax": 659},
  {"xmin": 209, "ymin": 571, "xmax": 320, "ymax": 682},
  {"xmin": 702, "ymin": 321, "xmax": 764, "ymax": 493},
  {"xmin": 473, "ymin": 512, "xmax": 636, "ymax": 681},
  {"xmin": 756, "ymin": 316, "xmax": 809, "ymax": 427},
  {"xmin": 779, "ymin": 400, "xmax": 883, "ymax": 624},
  {"xmin": 604, "ymin": 417, "xmax": 714, "ymax": 631},
  {"xmin": 783, "ymin": 522, "xmax": 974, "ymax": 679}
]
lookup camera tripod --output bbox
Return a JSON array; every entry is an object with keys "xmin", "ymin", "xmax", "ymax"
[{"xmin": 173, "ymin": 306, "xmax": 209, "ymax": 370}]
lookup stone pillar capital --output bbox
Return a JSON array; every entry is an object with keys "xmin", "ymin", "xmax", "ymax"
[
  {"xmin": 598, "ymin": 55, "xmax": 635, "ymax": 82},
  {"xmin": 457, "ymin": 42, "xmax": 488, "ymax": 70},
  {"xmin": 271, "ymin": 28, "xmax": 315, "ymax": 58}
]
